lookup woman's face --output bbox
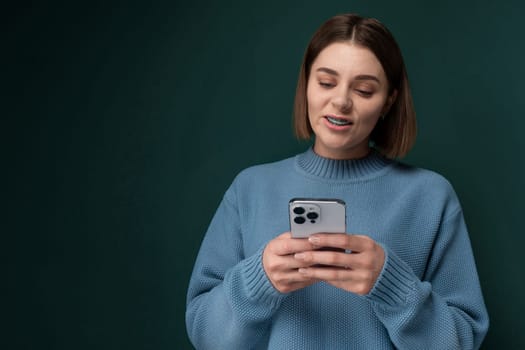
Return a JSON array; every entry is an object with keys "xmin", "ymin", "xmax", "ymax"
[{"xmin": 307, "ymin": 41, "xmax": 395, "ymax": 159}]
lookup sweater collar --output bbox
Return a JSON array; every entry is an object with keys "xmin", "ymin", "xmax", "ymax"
[{"xmin": 296, "ymin": 147, "xmax": 392, "ymax": 180}]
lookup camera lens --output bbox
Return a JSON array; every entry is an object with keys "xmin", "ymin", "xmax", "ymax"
[
  {"xmin": 306, "ymin": 212, "xmax": 318, "ymax": 219},
  {"xmin": 293, "ymin": 207, "xmax": 305, "ymax": 215},
  {"xmin": 294, "ymin": 216, "xmax": 306, "ymax": 224}
]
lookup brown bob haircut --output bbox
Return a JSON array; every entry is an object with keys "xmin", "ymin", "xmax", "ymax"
[{"xmin": 293, "ymin": 14, "xmax": 417, "ymax": 159}]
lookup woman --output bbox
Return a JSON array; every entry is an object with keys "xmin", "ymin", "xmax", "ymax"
[{"xmin": 186, "ymin": 14, "xmax": 489, "ymax": 349}]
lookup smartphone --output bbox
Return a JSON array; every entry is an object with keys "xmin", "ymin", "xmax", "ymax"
[{"xmin": 289, "ymin": 198, "xmax": 346, "ymax": 238}]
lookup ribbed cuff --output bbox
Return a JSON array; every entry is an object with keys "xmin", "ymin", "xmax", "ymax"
[
  {"xmin": 366, "ymin": 246, "xmax": 416, "ymax": 307},
  {"xmin": 241, "ymin": 248, "xmax": 287, "ymax": 309}
]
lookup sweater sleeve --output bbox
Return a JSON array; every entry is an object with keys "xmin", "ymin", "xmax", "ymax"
[
  {"xmin": 185, "ymin": 185, "xmax": 287, "ymax": 349},
  {"xmin": 366, "ymin": 208, "xmax": 489, "ymax": 349}
]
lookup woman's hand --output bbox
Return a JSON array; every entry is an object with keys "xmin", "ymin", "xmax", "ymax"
[
  {"xmin": 294, "ymin": 233, "xmax": 385, "ymax": 295},
  {"xmin": 262, "ymin": 232, "xmax": 320, "ymax": 293}
]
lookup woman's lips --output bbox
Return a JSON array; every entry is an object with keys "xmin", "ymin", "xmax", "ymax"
[{"xmin": 323, "ymin": 115, "xmax": 353, "ymax": 130}]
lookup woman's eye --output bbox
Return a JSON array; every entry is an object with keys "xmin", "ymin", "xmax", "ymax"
[
  {"xmin": 356, "ymin": 89, "xmax": 373, "ymax": 97},
  {"xmin": 319, "ymin": 82, "xmax": 334, "ymax": 88}
]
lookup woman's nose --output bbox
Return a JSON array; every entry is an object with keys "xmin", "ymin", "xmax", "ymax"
[{"xmin": 331, "ymin": 92, "xmax": 352, "ymax": 112}]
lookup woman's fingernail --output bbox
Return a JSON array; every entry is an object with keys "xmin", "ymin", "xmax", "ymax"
[
  {"xmin": 298, "ymin": 268, "xmax": 308, "ymax": 274},
  {"xmin": 295, "ymin": 253, "xmax": 305, "ymax": 260},
  {"xmin": 308, "ymin": 236, "xmax": 320, "ymax": 244}
]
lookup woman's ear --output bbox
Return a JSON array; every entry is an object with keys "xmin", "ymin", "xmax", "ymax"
[{"xmin": 382, "ymin": 89, "xmax": 398, "ymax": 115}]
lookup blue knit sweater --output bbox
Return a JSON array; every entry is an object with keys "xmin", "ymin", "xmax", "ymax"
[{"xmin": 186, "ymin": 148, "xmax": 489, "ymax": 349}]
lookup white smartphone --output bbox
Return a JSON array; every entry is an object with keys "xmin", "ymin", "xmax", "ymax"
[{"xmin": 289, "ymin": 198, "xmax": 346, "ymax": 238}]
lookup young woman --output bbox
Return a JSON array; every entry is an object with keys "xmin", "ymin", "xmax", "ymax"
[{"xmin": 186, "ymin": 14, "xmax": 489, "ymax": 349}]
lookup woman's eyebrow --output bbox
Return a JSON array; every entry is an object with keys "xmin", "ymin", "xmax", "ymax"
[
  {"xmin": 354, "ymin": 74, "xmax": 380, "ymax": 83},
  {"xmin": 316, "ymin": 67, "xmax": 339, "ymax": 76},
  {"xmin": 315, "ymin": 67, "xmax": 380, "ymax": 82}
]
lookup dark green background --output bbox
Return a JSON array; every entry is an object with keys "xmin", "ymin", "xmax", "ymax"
[{"xmin": 5, "ymin": 0, "xmax": 524, "ymax": 349}]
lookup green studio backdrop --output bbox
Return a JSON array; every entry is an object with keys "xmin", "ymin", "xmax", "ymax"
[{"xmin": 5, "ymin": 0, "xmax": 524, "ymax": 349}]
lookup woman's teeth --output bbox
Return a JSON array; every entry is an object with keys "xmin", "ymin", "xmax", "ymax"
[{"xmin": 326, "ymin": 116, "xmax": 351, "ymax": 126}]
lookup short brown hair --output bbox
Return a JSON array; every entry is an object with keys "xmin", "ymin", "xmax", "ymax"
[{"xmin": 293, "ymin": 14, "xmax": 417, "ymax": 159}]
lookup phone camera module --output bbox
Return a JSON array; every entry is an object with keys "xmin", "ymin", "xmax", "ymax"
[
  {"xmin": 291, "ymin": 202, "xmax": 322, "ymax": 227},
  {"xmin": 306, "ymin": 212, "xmax": 318, "ymax": 219},
  {"xmin": 294, "ymin": 216, "xmax": 306, "ymax": 224},
  {"xmin": 293, "ymin": 207, "xmax": 306, "ymax": 215}
]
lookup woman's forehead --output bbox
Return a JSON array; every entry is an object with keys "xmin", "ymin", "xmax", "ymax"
[{"xmin": 311, "ymin": 42, "xmax": 386, "ymax": 80}]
